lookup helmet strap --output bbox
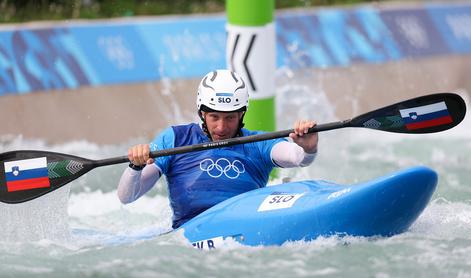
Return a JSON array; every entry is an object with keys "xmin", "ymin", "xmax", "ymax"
[{"xmin": 237, "ymin": 113, "xmax": 245, "ymax": 137}]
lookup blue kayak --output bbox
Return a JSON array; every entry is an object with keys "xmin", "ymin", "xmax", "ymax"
[{"xmin": 180, "ymin": 166, "xmax": 437, "ymax": 249}]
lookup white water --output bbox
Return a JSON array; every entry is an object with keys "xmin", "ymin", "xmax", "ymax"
[{"xmin": 0, "ymin": 76, "xmax": 470, "ymax": 277}]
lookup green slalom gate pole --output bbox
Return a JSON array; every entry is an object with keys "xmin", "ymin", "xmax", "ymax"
[{"xmin": 226, "ymin": 0, "xmax": 276, "ymax": 132}]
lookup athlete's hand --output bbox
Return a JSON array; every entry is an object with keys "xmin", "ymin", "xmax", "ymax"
[
  {"xmin": 128, "ymin": 144, "xmax": 154, "ymax": 166},
  {"xmin": 289, "ymin": 120, "xmax": 318, "ymax": 153}
]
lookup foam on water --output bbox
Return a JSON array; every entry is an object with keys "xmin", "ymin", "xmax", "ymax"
[{"xmin": 413, "ymin": 198, "xmax": 471, "ymax": 237}]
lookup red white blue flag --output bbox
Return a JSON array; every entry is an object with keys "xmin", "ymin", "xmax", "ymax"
[
  {"xmin": 399, "ymin": 101, "xmax": 453, "ymax": 130},
  {"xmin": 4, "ymin": 157, "xmax": 50, "ymax": 192}
]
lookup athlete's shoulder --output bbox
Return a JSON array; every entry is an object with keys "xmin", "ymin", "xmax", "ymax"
[
  {"xmin": 151, "ymin": 127, "xmax": 175, "ymax": 151},
  {"xmin": 172, "ymin": 123, "xmax": 200, "ymax": 133},
  {"xmin": 241, "ymin": 128, "xmax": 288, "ymax": 146},
  {"xmin": 241, "ymin": 128, "xmax": 287, "ymax": 140},
  {"xmin": 171, "ymin": 123, "xmax": 208, "ymax": 147},
  {"xmin": 153, "ymin": 123, "xmax": 201, "ymax": 146},
  {"xmin": 241, "ymin": 128, "xmax": 264, "ymax": 136}
]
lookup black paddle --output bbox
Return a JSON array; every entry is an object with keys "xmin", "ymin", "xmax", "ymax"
[{"xmin": 0, "ymin": 92, "xmax": 466, "ymax": 204}]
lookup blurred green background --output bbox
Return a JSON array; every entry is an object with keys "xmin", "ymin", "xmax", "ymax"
[{"xmin": 1, "ymin": 0, "xmax": 387, "ymax": 23}]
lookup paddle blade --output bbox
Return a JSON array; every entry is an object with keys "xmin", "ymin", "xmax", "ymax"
[
  {"xmin": 351, "ymin": 93, "xmax": 466, "ymax": 133},
  {"xmin": 0, "ymin": 150, "xmax": 94, "ymax": 204}
]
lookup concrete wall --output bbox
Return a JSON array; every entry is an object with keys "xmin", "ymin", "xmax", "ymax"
[
  {"xmin": 307, "ymin": 55, "xmax": 471, "ymax": 120},
  {"xmin": 1, "ymin": 54, "xmax": 469, "ymax": 144},
  {"xmin": 1, "ymin": 2, "xmax": 471, "ymax": 143},
  {"xmin": 0, "ymin": 79, "xmax": 199, "ymax": 144}
]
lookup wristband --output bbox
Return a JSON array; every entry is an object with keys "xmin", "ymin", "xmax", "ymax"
[{"xmin": 128, "ymin": 163, "xmax": 146, "ymax": 171}]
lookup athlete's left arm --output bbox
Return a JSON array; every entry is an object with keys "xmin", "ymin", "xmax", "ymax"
[
  {"xmin": 271, "ymin": 142, "xmax": 317, "ymax": 167},
  {"xmin": 271, "ymin": 120, "xmax": 318, "ymax": 168},
  {"xmin": 289, "ymin": 120, "xmax": 318, "ymax": 153}
]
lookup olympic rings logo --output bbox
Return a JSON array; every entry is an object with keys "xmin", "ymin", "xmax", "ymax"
[{"xmin": 199, "ymin": 158, "xmax": 246, "ymax": 179}]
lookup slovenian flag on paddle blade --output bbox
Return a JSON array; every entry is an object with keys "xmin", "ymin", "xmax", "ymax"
[
  {"xmin": 4, "ymin": 157, "xmax": 50, "ymax": 192},
  {"xmin": 399, "ymin": 101, "xmax": 453, "ymax": 130}
]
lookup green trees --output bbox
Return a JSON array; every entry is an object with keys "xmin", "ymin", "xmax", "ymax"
[{"xmin": 0, "ymin": 0, "xmax": 380, "ymax": 23}]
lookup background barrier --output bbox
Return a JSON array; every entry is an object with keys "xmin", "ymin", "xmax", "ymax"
[{"xmin": 1, "ymin": 2, "xmax": 470, "ymax": 143}]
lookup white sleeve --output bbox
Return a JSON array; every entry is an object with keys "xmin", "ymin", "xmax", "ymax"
[
  {"xmin": 271, "ymin": 141, "xmax": 317, "ymax": 168},
  {"xmin": 117, "ymin": 164, "xmax": 162, "ymax": 204}
]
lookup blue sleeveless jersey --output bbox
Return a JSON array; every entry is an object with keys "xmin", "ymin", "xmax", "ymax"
[{"xmin": 150, "ymin": 123, "xmax": 286, "ymax": 228}]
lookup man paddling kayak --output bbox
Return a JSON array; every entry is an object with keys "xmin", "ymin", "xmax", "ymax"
[{"xmin": 117, "ymin": 69, "xmax": 318, "ymax": 229}]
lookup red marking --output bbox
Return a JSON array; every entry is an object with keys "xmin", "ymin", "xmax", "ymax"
[
  {"xmin": 405, "ymin": 115, "xmax": 453, "ymax": 130},
  {"xmin": 6, "ymin": 177, "xmax": 50, "ymax": 192}
]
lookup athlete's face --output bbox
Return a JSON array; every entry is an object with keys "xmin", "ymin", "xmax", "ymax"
[{"xmin": 202, "ymin": 111, "xmax": 244, "ymax": 141}]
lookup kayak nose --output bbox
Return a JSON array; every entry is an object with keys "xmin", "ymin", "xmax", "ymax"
[{"xmin": 350, "ymin": 166, "xmax": 438, "ymax": 236}]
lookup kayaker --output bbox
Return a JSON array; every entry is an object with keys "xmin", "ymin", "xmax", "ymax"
[{"xmin": 117, "ymin": 69, "xmax": 318, "ymax": 229}]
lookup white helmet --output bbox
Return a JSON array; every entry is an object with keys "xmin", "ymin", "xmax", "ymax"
[{"xmin": 197, "ymin": 70, "xmax": 249, "ymax": 112}]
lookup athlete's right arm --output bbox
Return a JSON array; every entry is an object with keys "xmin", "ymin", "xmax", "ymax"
[
  {"xmin": 117, "ymin": 127, "xmax": 174, "ymax": 203},
  {"xmin": 117, "ymin": 144, "xmax": 162, "ymax": 204},
  {"xmin": 117, "ymin": 163, "xmax": 162, "ymax": 204}
]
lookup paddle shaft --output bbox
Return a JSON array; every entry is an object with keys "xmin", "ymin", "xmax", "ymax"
[
  {"xmin": 94, "ymin": 120, "xmax": 351, "ymax": 168},
  {"xmin": 0, "ymin": 92, "xmax": 465, "ymax": 204}
]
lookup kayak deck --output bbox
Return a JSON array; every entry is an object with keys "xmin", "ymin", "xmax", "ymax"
[{"xmin": 181, "ymin": 166, "xmax": 437, "ymax": 248}]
